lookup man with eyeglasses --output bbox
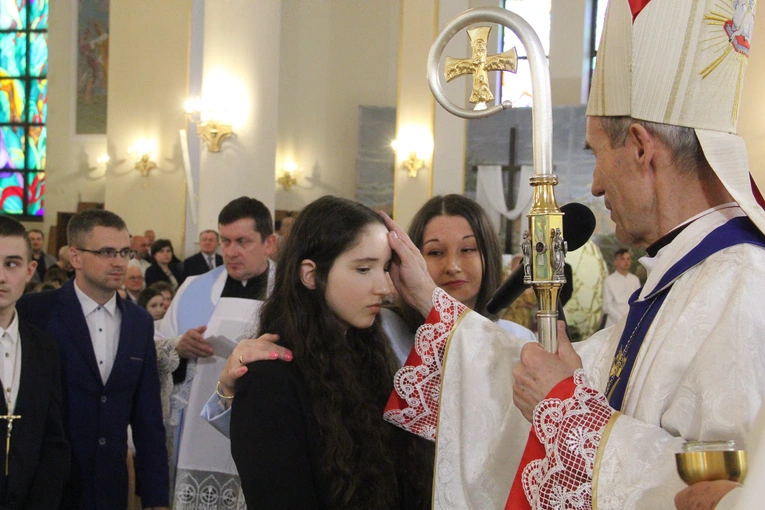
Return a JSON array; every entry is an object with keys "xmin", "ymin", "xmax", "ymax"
[
  {"xmin": 122, "ymin": 265, "xmax": 145, "ymax": 304},
  {"xmin": 16, "ymin": 209, "xmax": 168, "ymax": 510}
]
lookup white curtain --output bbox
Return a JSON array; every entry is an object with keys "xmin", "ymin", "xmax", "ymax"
[{"xmin": 475, "ymin": 164, "xmax": 535, "ymax": 233}]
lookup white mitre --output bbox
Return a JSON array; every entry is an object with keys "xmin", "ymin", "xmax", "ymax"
[{"xmin": 588, "ymin": 0, "xmax": 765, "ymax": 233}]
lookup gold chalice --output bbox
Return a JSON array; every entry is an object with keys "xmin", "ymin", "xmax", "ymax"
[{"xmin": 675, "ymin": 440, "xmax": 747, "ymax": 485}]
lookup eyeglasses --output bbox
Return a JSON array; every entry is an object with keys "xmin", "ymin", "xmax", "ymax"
[{"xmin": 76, "ymin": 247, "xmax": 135, "ymax": 259}]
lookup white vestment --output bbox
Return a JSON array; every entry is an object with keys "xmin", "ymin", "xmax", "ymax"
[
  {"xmin": 386, "ymin": 205, "xmax": 765, "ymax": 509},
  {"xmin": 156, "ymin": 262, "xmax": 275, "ymax": 510}
]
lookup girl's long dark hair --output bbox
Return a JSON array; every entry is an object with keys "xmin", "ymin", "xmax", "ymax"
[
  {"xmin": 258, "ymin": 195, "xmax": 431, "ymax": 508},
  {"xmin": 402, "ymin": 194, "xmax": 502, "ymax": 329}
]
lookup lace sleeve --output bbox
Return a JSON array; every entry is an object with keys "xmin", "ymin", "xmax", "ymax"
[
  {"xmin": 522, "ymin": 369, "xmax": 616, "ymax": 510},
  {"xmin": 383, "ymin": 288, "xmax": 468, "ymax": 440}
]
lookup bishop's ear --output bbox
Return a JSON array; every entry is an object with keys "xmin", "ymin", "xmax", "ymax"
[{"xmin": 300, "ymin": 260, "xmax": 317, "ymax": 289}]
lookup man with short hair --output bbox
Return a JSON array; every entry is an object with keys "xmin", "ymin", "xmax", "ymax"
[
  {"xmin": 156, "ymin": 197, "xmax": 278, "ymax": 507},
  {"xmin": 27, "ymin": 229, "xmax": 56, "ymax": 284},
  {"xmin": 17, "ymin": 209, "xmax": 169, "ymax": 510},
  {"xmin": 182, "ymin": 230, "xmax": 223, "ymax": 279},
  {"xmin": 122, "ymin": 265, "xmax": 144, "ymax": 303},
  {"xmin": 602, "ymin": 248, "xmax": 640, "ymax": 327},
  {"xmin": 129, "ymin": 235, "xmax": 151, "ymax": 276},
  {"xmin": 0, "ymin": 216, "xmax": 69, "ymax": 508},
  {"xmin": 56, "ymin": 244, "xmax": 75, "ymax": 279},
  {"xmin": 143, "ymin": 230, "xmax": 156, "ymax": 263},
  {"xmin": 382, "ymin": 1, "xmax": 765, "ymax": 508}
]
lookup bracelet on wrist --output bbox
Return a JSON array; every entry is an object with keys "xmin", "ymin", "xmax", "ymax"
[{"xmin": 216, "ymin": 381, "xmax": 234, "ymax": 400}]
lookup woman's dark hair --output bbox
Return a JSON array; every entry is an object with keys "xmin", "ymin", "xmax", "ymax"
[
  {"xmin": 402, "ymin": 194, "xmax": 502, "ymax": 328},
  {"xmin": 150, "ymin": 239, "xmax": 173, "ymax": 259},
  {"xmin": 147, "ymin": 281, "xmax": 175, "ymax": 299},
  {"xmin": 137, "ymin": 287, "xmax": 163, "ymax": 309},
  {"xmin": 257, "ymin": 195, "xmax": 431, "ymax": 507}
]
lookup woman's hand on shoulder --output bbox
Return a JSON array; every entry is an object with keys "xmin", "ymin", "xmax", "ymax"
[{"xmin": 219, "ymin": 334, "xmax": 293, "ymax": 397}]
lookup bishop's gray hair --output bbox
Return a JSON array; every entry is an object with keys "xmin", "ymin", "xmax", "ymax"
[{"xmin": 599, "ymin": 116, "xmax": 713, "ymax": 179}]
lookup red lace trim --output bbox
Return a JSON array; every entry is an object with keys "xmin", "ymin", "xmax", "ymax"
[
  {"xmin": 522, "ymin": 369, "xmax": 615, "ymax": 510},
  {"xmin": 383, "ymin": 288, "xmax": 467, "ymax": 440}
]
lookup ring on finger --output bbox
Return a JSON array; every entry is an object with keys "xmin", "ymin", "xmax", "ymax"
[{"xmin": 239, "ymin": 355, "xmax": 244, "ymax": 365}]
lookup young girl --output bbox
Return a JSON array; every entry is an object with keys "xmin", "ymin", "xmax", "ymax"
[
  {"xmin": 230, "ymin": 196, "xmax": 432, "ymax": 509},
  {"xmin": 137, "ymin": 287, "xmax": 166, "ymax": 320}
]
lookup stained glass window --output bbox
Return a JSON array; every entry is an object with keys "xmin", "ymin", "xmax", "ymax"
[
  {"xmin": 0, "ymin": 0, "xmax": 47, "ymax": 219},
  {"xmin": 500, "ymin": 0, "xmax": 551, "ymax": 107}
]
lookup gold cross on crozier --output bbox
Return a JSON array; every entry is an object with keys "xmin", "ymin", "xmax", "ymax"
[
  {"xmin": 0, "ymin": 411, "xmax": 20, "ymax": 475},
  {"xmin": 444, "ymin": 26, "xmax": 518, "ymax": 106}
]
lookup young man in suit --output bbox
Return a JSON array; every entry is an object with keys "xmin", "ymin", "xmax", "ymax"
[
  {"xmin": 0, "ymin": 216, "xmax": 70, "ymax": 508},
  {"xmin": 182, "ymin": 229, "xmax": 223, "ymax": 279},
  {"xmin": 17, "ymin": 210, "xmax": 168, "ymax": 510}
]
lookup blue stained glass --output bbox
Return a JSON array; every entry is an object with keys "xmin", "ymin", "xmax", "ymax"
[
  {"xmin": 29, "ymin": 32, "xmax": 46, "ymax": 76},
  {"xmin": 26, "ymin": 170, "xmax": 43, "ymax": 215},
  {"xmin": 0, "ymin": 32, "xmax": 26, "ymax": 76},
  {"xmin": 30, "ymin": 0, "xmax": 47, "ymax": 30},
  {"xmin": 0, "ymin": 126, "xmax": 24, "ymax": 169},
  {"xmin": 26, "ymin": 124, "xmax": 43, "ymax": 169},
  {"xmin": 28, "ymin": 78, "xmax": 44, "ymax": 123},
  {"xmin": 0, "ymin": 78, "xmax": 26, "ymax": 122},
  {"xmin": 0, "ymin": 1, "xmax": 25, "ymax": 30},
  {"xmin": 0, "ymin": 171, "xmax": 24, "ymax": 214}
]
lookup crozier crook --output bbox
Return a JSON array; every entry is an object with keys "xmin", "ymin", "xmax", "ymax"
[{"xmin": 427, "ymin": 7, "xmax": 565, "ymax": 352}]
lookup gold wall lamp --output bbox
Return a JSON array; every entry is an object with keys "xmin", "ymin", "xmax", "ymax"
[
  {"xmin": 391, "ymin": 128, "xmax": 434, "ymax": 178},
  {"xmin": 185, "ymin": 96, "xmax": 233, "ymax": 152},
  {"xmin": 277, "ymin": 161, "xmax": 301, "ymax": 191},
  {"xmin": 127, "ymin": 141, "xmax": 157, "ymax": 177}
]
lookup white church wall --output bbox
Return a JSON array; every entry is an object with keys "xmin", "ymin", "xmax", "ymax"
[
  {"xmin": 104, "ymin": 0, "xmax": 189, "ymax": 256},
  {"xmin": 275, "ymin": 1, "xmax": 400, "ymax": 212}
]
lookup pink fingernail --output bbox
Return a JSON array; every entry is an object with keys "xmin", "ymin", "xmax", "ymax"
[
  {"xmin": 285, "ymin": 352, "xmax": 293, "ymax": 361},
  {"xmin": 270, "ymin": 352, "xmax": 278, "ymax": 359}
]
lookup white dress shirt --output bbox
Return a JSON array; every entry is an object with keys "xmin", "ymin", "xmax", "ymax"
[
  {"xmin": 603, "ymin": 270, "xmax": 642, "ymax": 327},
  {"xmin": 0, "ymin": 311, "xmax": 21, "ymax": 412},
  {"xmin": 74, "ymin": 282, "xmax": 122, "ymax": 384}
]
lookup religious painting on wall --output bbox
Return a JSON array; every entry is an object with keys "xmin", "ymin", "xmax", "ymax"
[
  {"xmin": 0, "ymin": 0, "xmax": 48, "ymax": 218},
  {"xmin": 76, "ymin": 0, "xmax": 108, "ymax": 134}
]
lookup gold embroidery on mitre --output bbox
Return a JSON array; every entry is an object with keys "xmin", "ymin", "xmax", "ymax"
[{"xmin": 699, "ymin": 0, "xmax": 756, "ymax": 122}]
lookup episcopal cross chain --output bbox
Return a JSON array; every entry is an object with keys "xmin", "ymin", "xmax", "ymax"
[{"xmin": 444, "ymin": 26, "xmax": 518, "ymax": 107}]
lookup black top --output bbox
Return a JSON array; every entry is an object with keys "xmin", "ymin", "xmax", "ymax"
[
  {"xmin": 144, "ymin": 262, "xmax": 184, "ymax": 289},
  {"xmin": 231, "ymin": 361, "xmax": 328, "ymax": 509},
  {"xmin": 231, "ymin": 360, "xmax": 429, "ymax": 509}
]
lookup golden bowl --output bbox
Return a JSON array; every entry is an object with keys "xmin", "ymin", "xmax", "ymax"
[{"xmin": 675, "ymin": 446, "xmax": 747, "ymax": 485}]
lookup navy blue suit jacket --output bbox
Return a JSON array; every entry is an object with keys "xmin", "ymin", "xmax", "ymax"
[{"xmin": 17, "ymin": 280, "xmax": 168, "ymax": 510}]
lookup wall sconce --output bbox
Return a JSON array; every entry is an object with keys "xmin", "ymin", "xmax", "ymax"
[
  {"xmin": 127, "ymin": 141, "xmax": 157, "ymax": 177},
  {"xmin": 277, "ymin": 161, "xmax": 301, "ymax": 191},
  {"xmin": 185, "ymin": 96, "xmax": 233, "ymax": 152},
  {"xmin": 96, "ymin": 154, "xmax": 110, "ymax": 167},
  {"xmin": 391, "ymin": 128, "xmax": 434, "ymax": 178}
]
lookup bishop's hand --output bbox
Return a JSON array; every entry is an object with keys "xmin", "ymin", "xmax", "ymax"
[
  {"xmin": 512, "ymin": 321, "xmax": 583, "ymax": 422},
  {"xmin": 380, "ymin": 212, "xmax": 437, "ymax": 318}
]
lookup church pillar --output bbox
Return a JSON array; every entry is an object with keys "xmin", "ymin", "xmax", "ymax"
[
  {"xmin": 432, "ymin": 0, "xmax": 470, "ymax": 198},
  {"xmin": 105, "ymin": 0, "xmax": 190, "ymax": 253},
  {"xmin": 193, "ymin": 0, "xmax": 281, "ymax": 233},
  {"xmin": 393, "ymin": 0, "xmax": 437, "ymax": 226}
]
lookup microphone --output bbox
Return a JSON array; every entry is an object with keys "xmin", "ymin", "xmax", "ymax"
[{"xmin": 486, "ymin": 203, "xmax": 596, "ymax": 315}]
